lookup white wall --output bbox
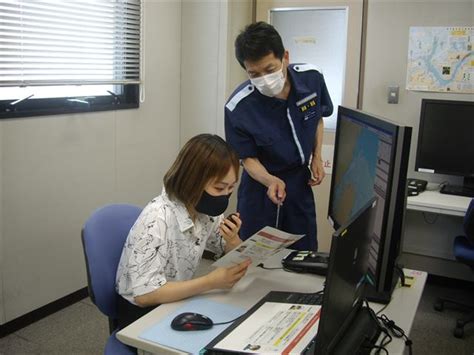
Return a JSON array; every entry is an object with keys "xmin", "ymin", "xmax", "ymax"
[
  {"xmin": 180, "ymin": 0, "xmax": 252, "ymax": 143},
  {"xmin": 226, "ymin": 1, "xmax": 253, "ymax": 98},
  {"xmin": 180, "ymin": 0, "xmax": 228, "ymax": 142},
  {"xmin": 180, "ymin": 0, "xmax": 252, "ymax": 214},
  {"xmin": 225, "ymin": 1, "xmax": 253, "ymax": 213},
  {"xmin": 363, "ymin": 0, "xmax": 473, "ymax": 185},
  {"xmin": 0, "ymin": 0, "xmax": 182, "ymax": 323}
]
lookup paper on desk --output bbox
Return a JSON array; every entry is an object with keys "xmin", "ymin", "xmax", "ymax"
[
  {"xmin": 214, "ymin": 302, "xmax": 321, "ymax": 354},
  {"xmin": 139, "ymin": 298, "xmax": 245, "ymax": 355},
  {"xmin": 212, "ymin": 226, "xmax": 304, "ymax": 268}
]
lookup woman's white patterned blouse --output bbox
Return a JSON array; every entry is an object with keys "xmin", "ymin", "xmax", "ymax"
[{"xmin": 116, "ymin": 189, "xmax": 226, "ymax": 304}]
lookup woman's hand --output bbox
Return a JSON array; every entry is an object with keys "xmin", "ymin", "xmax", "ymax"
[
  {"xmin": 220, "ymin": 213, "xmax": 242, "ymax": 251},
  {"xmin": 206, "ymin": 259, "xmax": 252, "ymax": 289},
  {"xmin": 134, "ymin": 258, "xmax": 251, "ymax": 305}
]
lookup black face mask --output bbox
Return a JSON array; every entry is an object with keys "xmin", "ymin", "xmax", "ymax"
[{"xmin": 195, "ymin": 191, "xmax": 230, "ymax": 217}]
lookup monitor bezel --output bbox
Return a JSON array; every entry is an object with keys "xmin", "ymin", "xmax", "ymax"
[
  {"xmin": 317, "ymin": 197, "xmax": 377, "ymax": 354},
  {"xmin": 328, "ymin": 106, "xmax": 399, "ymax": 228},
  {"xmin": 415, "ymin": 98, "xmax": 474, "ymax": 178},
  {"xmin": 328, "ymin": 106, "xmax": 403, "ymax": 293}
]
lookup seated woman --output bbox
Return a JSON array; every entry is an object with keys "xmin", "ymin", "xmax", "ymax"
[{"xmin": 115, "ymin": 134, "xmax": 251, "ymax": 328}]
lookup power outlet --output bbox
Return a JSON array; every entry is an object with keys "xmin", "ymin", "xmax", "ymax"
[{"xmin": 388, "ymin": 86, "xmax": 399, "ymax": 104}]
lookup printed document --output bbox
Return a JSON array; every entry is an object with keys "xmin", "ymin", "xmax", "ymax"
[
  {"xmin": 212, "ymin": 226, "xmax": 304, "ymax": 267},
  {"xmin": 214, "ymin": 302, "xmax": 321, "ymax": 354}
]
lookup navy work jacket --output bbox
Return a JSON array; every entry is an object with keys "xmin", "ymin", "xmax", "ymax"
[{"xmin": 225, "ymin": 63, "xmax": 333, "ymax": 174}]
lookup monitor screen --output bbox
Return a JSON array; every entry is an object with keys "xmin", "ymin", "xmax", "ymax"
[
  {"xmin": 316, "ymin": 198, "xmax": 377, "ymax": 354},
  {"xmin": 328, "ymin": 106, "xmax": 411, "ymax": 303},
  {"xmin": 415, "ymin": 99, "xmax": 474, "ymax": 197}
]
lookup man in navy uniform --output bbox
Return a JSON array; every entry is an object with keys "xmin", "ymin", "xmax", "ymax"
[{"xmin": 225, "ymin": 22, "xmax": 333, "ymax": 251}]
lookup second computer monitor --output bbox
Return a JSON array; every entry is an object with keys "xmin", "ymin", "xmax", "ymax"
[
  {"xmin": 316, "ymin": 198, "xmax": 377, "ymax": 354},
  {"xmin": 415, "ymin": 99, "xmax": 474, "ymax": 197},
  {"xmin": 328, "ymin": 106, "xmax": 412, "ymax": 303}
]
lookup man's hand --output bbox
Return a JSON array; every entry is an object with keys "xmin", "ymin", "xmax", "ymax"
[
  {"xmin": 267, "ymin": 177, "xmax": 286, "ymax": 204},
  {"xmin": 308, "ymin": 159, "xmax": 325, "ymax": 186},
  {"xmin": 206, "ymin": 259, "xmax": 252, "ymax": 289},
  {"xmin": 241, "ymin": 158, "xmax": 286, "ymax": 205},
  {"xmin": 220, "ymin": 213, "xmax": 242, "ymax": 251}
]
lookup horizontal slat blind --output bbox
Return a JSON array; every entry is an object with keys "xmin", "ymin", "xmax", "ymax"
[{"xmin": 0, "ymin": 0, "xmax": 141, "ymax": 87}]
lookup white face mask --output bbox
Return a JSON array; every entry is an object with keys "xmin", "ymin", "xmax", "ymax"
[{"xmin": 250, "ymin": 65, "xmax": 286, "ymax": 97}]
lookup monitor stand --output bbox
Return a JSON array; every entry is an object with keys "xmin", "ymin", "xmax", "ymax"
[
  {"xmin": 330, "ymin": 306, "xmax": 381, "ymax": 355},
  {"xmin": 363, "ymin": 274, "xmax": 399, "ymax": 304},
  {"xmin": 440, "ymin": 177, "xmax": 474, "ymax": 198}
]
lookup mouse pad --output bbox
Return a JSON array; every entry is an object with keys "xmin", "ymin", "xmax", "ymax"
[{"xmin": 139, "ymin": 298, "xmax": 245, "ymax": 354}]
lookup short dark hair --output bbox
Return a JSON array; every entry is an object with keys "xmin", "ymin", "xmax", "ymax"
[
  {"xmin": 235, "ymin": 21, "xmax": 285, "ymax": 68},
  {"xmin": 163, "ymin": 134, "xmax": 239, "ymax": 213}
]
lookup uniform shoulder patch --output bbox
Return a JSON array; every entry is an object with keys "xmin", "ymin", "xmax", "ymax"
[
  {"xmin": 292, "ymin": 64, "xmax": 320, "ymax": 73},
  {"xmin": 226, "ymin": 84, "xmax": 255, "ymax": 112}
]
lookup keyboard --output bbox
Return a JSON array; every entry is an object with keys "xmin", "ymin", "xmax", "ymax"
[
  {"xmin": 440, "ymin": 184, "xmax": 474, "ymax": 198},
  {"xmin": 263, "ymin": 291, "xmax": 323, "ymax": 305},
  {"xmin": 291, "ymin": 292, "xmax": 323, "ymax": 305}
]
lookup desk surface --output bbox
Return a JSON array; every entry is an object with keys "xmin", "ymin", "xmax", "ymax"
[
  {"xmin": 117, "ymin": 250, "xmax": 427, "ymax": 355},
  {"xmin": 407, "ymin": 189, "xmax": 471, "ymax": 216}
]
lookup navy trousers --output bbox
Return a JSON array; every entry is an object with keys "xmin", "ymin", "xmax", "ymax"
[{"xmin": 237, "ymin": 166, "xmax": 318, "ymax": 251}]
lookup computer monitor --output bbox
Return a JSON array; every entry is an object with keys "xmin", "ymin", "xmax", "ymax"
[
  {"xmin": 328, "ymin": 106, "xmax": 412, "ymax": 304},
  {"xmin": 415, "ymin": 99, "xmax": 474, "ymax": 198},
  {"xmin": 316, "ymin": 198, "xmax": 378, "ymax": 354},
  {"xmin": 205, "ymin": 198, "xmax": 380, "ymax": 355}
]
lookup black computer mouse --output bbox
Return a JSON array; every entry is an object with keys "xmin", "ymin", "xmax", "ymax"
[{"xmin": 170, "ymin": 312, "xmax": 214, "ymax": 331}]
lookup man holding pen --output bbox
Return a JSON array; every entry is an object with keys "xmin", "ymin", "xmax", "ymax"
[{"xmin": 225, "ymin": 22, "xmax": 333, "ymax": 251}]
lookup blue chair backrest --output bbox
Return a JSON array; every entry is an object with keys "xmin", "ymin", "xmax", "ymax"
[
  {"xmin": 465, "ymin": 199, "xmax": 474, "ymax": 244},
  {"xmin": 81, "ymin": 204, "xmax": 142, "ymax": 319}
]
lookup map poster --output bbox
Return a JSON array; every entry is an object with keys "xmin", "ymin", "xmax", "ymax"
[{"xmin": 406, "ymin": 26, "xmax": 473, "ymax": 93}]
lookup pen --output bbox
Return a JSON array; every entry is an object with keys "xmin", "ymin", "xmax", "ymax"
[{"xmin": 276, "ymin": 203, "xmax": 281, "ymax": 229}]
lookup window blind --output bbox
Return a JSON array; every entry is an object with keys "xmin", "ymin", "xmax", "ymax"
[{"xmin": 0, "ymin": 0, "xmax": 141, "ymax": 87}]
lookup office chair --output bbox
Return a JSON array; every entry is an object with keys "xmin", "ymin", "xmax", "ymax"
[
  {"xmin": 81, "ymin": 204, "xmax": 142, "ymax": 354},
  {"xmin": 434, "ymin": 198, "xmax": 474, "ymax": 338}
]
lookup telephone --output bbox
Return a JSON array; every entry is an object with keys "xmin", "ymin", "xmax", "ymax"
[
  {"xmin": 281, "ymin": 250, "xmax": 329, "ymax": 276},
  {"xmin": 407, "ymin": 178, "xmax": 427, "ymax": 196}
]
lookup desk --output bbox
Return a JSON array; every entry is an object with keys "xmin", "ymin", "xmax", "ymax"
[
  {"xmin": 407, "ymin": 189, "xmax": 471, "ymax": 217},
  {"xmin": 403, "ymin": 189, "xmax": 472, "ymax": 281},
  {"xmin": 117, "ymin": 250, "xmax": 427, "ymax": 355}
]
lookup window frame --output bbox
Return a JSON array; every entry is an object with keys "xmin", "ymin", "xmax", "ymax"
[
  {"xmin": 0, "ymin": 0, "xmax": 141, "ymax": 119},
  {"xmin": 0, "ymin": 84, "xmax": 139, "ymax": 119}
]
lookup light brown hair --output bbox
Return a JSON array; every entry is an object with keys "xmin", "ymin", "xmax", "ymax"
[{"xmin": 164, "ymin": 134, "xmax": 239, "ymax": 212}]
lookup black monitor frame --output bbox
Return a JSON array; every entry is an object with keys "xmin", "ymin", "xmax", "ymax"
[
  {"xmin": 328, "ymin": 106, "xmax": 412, "ymax": 304},
  {"xmin": 415, "ymin": 98, "xmax": 474, "ymax": 197},
  {"xmin": 316, "ymin": 198, "xmax": 378, "ymax": 354}
]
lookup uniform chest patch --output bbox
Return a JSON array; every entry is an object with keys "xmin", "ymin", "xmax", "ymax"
[{"xmin": 296, "ymin": 93, "xmax": 318, "ymax": 120}]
